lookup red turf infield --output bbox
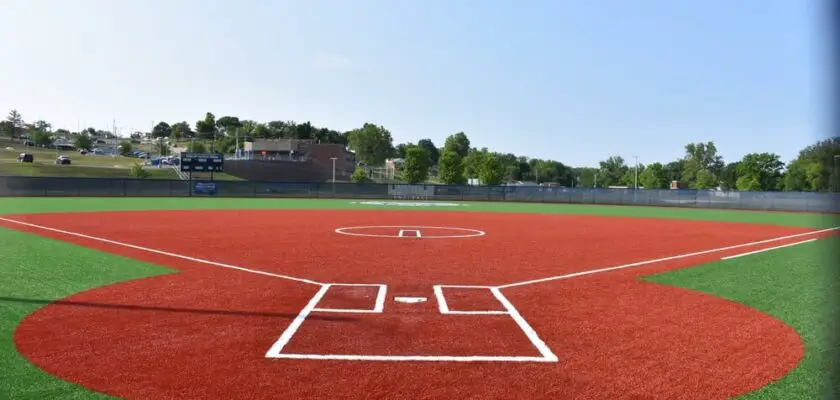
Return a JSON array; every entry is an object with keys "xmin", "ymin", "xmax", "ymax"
[{"xmin": 1, "ymin": 209, "xmax": 828, "ymax": 399}]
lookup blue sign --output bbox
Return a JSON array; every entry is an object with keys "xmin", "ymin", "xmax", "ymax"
[{"xmin": 193, "ymin": 181, "xmax": 217, "ymax": 195}]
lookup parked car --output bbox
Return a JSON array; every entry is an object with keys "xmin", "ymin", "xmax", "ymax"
[
  {"xmin": 55, "ymin": 155, "xmax": 71, "ymax": 165},
  {"xmin": 18, "ymin": 153, "xmax": 34, "ymax": 163}
]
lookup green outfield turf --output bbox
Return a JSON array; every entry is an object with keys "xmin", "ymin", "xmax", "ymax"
[{"xmin": 0, "ymin": 198, "xmax": 836, "ymax": 399}]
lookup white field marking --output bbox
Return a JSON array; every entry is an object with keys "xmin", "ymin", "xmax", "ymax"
[
  {"xmin": 432, "ymin": 285, "xmax": 511, "ymax": 315},
  {"xmin": 335, "ymin": 226, "xmax": 485, "ymax": 239},
  {"xmin": 397, "ymin": 229, "xmax": 421, "ymax": 238},
  {"xmin": 268, "ymin": 284, "xmax": 558, "ymax": 363},
  {"xmin": 393, "ymin": 296, "xmax": 427, "ymax": 304},
  {"xmin": 490, "ymin": 287, "xmax": 559, "ymax": 362},
  {"xmin": 721, "ymin": 238, "xmax": 817, "ymax": 260},
  {"xmin": 266, "ymin": 354, "xmax": 554, "ymax": 362},
  {"xmin": 0, "ymin": 217, "xmax": 322, "ymax": 286},
  {"xmin": 497, "ymin": 226, "xmax": 840, "ymax": 289},
  {"xmin": 311, "ymin": 284, "xmax": 387, "ymax": 313},
  {"xmin": 265, "ymin": 284, "xmax": 331, "ymax": 358}
]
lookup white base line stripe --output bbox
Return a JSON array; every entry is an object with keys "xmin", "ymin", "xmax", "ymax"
[
  {"xmin": 497, "ymin": 226, "xmax": 839, "ymax": 289},
  {"xmin": 721, "ymin": 238, "xmax": 817, "ymax": 260},
  {"xmin": 265, "ymin": 284, "xmax": 331, "ymax": 357},
  {"xmin": 432, "ymin": 285, "xmax": 449, "ymax": 314},
  {"xmin": 0, "ymin": 217, "xmax": 322, "ymax": 286},
  {"xmin": 490, "ymin": 287, "xmax": 559, "ymax": 362},
  {"xmin": 267, "ymin": 354, "xmax": 554, "ymax": 362}
]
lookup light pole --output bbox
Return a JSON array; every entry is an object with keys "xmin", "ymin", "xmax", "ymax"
[
  {"xmin": 330, "ymin": 157, "xmax": 337, "ymax": 191},
  {"xmin": 633, "ymin": 155, "xmax": 639, "ymax": 189}
]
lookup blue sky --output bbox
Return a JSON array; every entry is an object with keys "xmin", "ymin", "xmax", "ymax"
[{"xmin": 0, "ymin": 0, "xmax": 828, "ymax": 167}]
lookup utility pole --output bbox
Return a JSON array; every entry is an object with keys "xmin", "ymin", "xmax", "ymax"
[{"xmin": 112, "ymin": 118, "xmax": 117, "ymax": 156}]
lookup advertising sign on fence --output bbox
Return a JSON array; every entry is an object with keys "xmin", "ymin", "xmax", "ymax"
[{"xmin": 193, "ymin": 181, "xmax": 217, "ymax": 195}]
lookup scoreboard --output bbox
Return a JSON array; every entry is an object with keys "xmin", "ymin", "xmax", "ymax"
[{"xmin": 180, "ymin": 152, "xmax": 224, "ymax": 172}]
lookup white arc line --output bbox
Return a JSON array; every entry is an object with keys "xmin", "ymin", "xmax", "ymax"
[
  {"xmin": 0, "ymin": 217, "xmax": 322, "ymax": 285},
  {"xmin": 497, "ymin": 226, "xmax": 839, "ymax": 289},
  {"xmin": 721, "ymin": 238, "xmax": 817, "ymax": 260}
]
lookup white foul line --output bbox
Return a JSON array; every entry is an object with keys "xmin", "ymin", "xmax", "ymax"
[
  {"xmin": 0, "ymin": 217, "xmax": 322, "ymax": 286},
  {"xmin": 721, "ymin": 238, "xmax": 817, "ymax": 260},
  {"xmin": 265, "ymin": 285, "xmax": 331, "ymax": 358},
  {"xmin": 497, "ymin": 226, "xmax": 839, "ymax": 289},
  {"xmin": 490, "ymin": 287, "xmax": 559, "ymax": 362}
]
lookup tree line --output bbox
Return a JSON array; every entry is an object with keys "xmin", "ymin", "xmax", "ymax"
[{"xmin": 2, "ymin": 108, "xmax": 839, "ymax": 192}]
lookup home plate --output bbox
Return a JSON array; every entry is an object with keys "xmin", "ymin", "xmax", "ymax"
[{"xmin": 394, "ymin": 296, "xmax": 427, "ymax": 304}]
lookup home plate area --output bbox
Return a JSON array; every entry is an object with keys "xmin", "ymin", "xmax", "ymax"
[{"xmin": 266, "ymin": 283, "xmax": 557, "ymax": 362}]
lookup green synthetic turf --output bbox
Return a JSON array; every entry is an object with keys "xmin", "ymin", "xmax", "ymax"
[
  {"xmin": 645, "ymin": 238, "xmax": 839, "ymax": 400},
  {"xmin": 0, "ymin": 198, "xmax": 836, "ymax": 399}
]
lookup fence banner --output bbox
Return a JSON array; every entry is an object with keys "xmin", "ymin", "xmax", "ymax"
[{"xmin": 193, "ymin": 181, "xmax": 218, "ymax": 196}]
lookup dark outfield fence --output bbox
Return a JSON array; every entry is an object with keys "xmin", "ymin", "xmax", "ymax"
[{"xmin": 0, "ymin": 176, "xmax": 838, "ymax": 213}]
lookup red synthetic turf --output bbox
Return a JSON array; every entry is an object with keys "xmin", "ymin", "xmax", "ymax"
[{"xmin": 2, "ymin": 209, "xmax": 824, "ymax": 399}]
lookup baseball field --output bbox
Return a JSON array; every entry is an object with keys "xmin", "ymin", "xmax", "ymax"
[{"xmin": 0, "ymin": 197, "xmax": 837, "ymax": 399}]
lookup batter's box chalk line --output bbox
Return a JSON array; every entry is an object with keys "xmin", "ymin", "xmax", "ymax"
[{"xmin": 264, "ymin": 283, "xmax": 559, "ymax": 363}]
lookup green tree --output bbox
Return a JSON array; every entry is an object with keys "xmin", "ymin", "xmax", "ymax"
[
  {"xmin": 694, "ymin": 169, "xmax": 718, "ymax": 189},
  {"xmin": 736, "ymin": 153, "xmax": 784, "ymax": 191},
  {"xmin": 782, "ymin": 138, "xmax": 840, "ymax": 192},
  {"xmin": 73, "ymin": 133, "xmax": 93, "ymax": 151},
  {"xmin": 5, "ymin": 109, "xmax": 24, "ymax": 138},
  {"xmin": 216, "ymin": 116, "xmax": 243, "ymax": 137},
  {"xmin": 597, "ymin": 155, "xmax": 628, "ymax": 187},
  {"xmin": 33, "ymin": 120, "xmax": 50, "ymax": 132},
  {"xmin": 735, "ymin": 175, "xmax": 761, "ymax": 191},
  {"xmin": 443, "ymin": 132, "xmax": 470, "ymax": 158},
  {"xmin": 394, "ymin": 143, "xmax": 410, "ymax": 159},
  {"xmin": 478, "ymin": 153, "xmax": 506, "ymax": 185},
  {"xmin": 719, "ymin": 162, "xmax": 740, "ymax": 191},
  {"xmin": 575, "ymin": 167, "xmax": 599, "ymax": 188},
  {"xmin": 638, "ymin": 162, "xmax": 669, "ymax": 189},
  {"xmin": 171, "ymin": 121, "xmax": 193, "ymax": 141},
  {"xmin": 195, "ymin": 112, "xmax": 217, "ymax": 141},
  {"xmin": 118, "ymin": 140, "xmax": 134, "ymax": 156},
  {"xmin": 346, "ymin": 123, "xmax": 395, "ymax": 165},
  {"xmin": 350, "ymin": 167, "xmax": 372, "ymax": 183},
  {"xmin": 186, "ymin": 141, "xmax": 207, "ymax": 153},
  {"xmin": 32, "ymin": 131, "xmax": 52, "ymax": 147},
  {"xmin": 402, "ymin": 146, "xmax": 431, "ymax": 184},
  {"xmin": 681, "ymin": 141, "xmax": 724, "ymax": 188},
  {"xmin": 151, "ymin": 122, "xmax": 172, "ymax": 138},
  {"xmin": 463, "ymin": 149, "xmax": 487, "ymax": 179},
  {"xmin": 0, "ymin": 121, "xmax": 14, "ymax": 139},
  {"xmin": 129, "ymin": 162, "xmax": 150, "ymax": 179},
  {"xmin": 438, "ymin": 150, "xmax": 466, "ymax": 184},
  {"xmin": 620, "ymin": 163, "xmax": 645, "ymax": 188},
  {"xmin": 417, "ymin": 139, "xmax": 440, "ymax": 165}
]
